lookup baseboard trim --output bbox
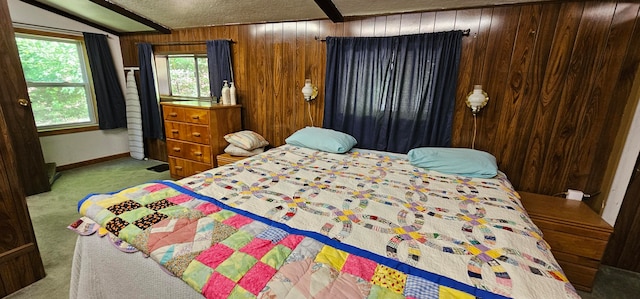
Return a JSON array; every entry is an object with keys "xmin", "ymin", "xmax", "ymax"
[{"xmin": 56, "ymin": 153, "xmax": 131, "ymax": 172}]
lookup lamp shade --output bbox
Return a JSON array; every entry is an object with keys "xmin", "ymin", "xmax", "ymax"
[
  {"xmin": 301, "ymin": 79, "xmax": 317, "ymax": 101},
  {"xmin": 466, "ymin": 85, "xmax": 488, "ymax": 114}
]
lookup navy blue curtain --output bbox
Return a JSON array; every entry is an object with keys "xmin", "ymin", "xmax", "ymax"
[
  {"xmin": 137, "ymin": 43, "xmax": 163, "ymax": 139},
  {"xmin": 206, "ymin": 40, "xmax": 233, "ymax": 99},
  {"xmin": 323, "ymin": 31, "xmax": 462, "ymax": 153},
  {"xmin": 83, "ymin": 33, "xmax": 126, "ymax": 129}
]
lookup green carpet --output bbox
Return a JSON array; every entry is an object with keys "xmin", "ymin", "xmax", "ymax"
[{"xmin": 5, "ymin": 157, "xmax": 172, "ymax": 299}]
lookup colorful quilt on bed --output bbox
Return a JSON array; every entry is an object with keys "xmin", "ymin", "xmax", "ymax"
[{"xmin": 78, "ymin": 145, "xmax": 579, "ymax": 299}]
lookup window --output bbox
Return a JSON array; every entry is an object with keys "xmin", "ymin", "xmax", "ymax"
[
  {"xmin": 156, "ymin": 55, "xmax": 210, "ymax": 98},
  {"xmin": 15, "ymin": 30, "xmax": 96, "ymax": 131}
]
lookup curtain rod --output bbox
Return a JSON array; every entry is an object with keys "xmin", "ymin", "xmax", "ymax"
[
  {"xmin": 12, "ymin": 22, "xmax": 116, "ymax": 38},
  {"xmin": 315, "ymin": 28, "xmax": 471, "ymax": 42},
  {"xmin": 137, "ymin": 39, "xmax": 235, "ymax": 46}
]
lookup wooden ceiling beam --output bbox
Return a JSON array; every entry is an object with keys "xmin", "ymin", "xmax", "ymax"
[
  {"xmin": 19, "ymin": 0, "xmax": 120, "ymax": 35},
  {"xmin": 313, "ymin": 0, "xmax": 344, "ymax": 23},
  {"xmin": 89, "ymin": 0, "xmax": 171, "ymax": 34}
]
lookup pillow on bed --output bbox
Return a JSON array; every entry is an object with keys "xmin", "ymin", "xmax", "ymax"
[
  {"xmin": 224, "ymin": 130, "xmax": 269, "ymax": 150},
  {"xmin": 285, "ymin": 127, "xmax": 357, "ymax": 154},
  {"xmin": 224, "ymin": 144, "xmax": 264, "ymax": 157},
  {"xmin": 407, "ymin": 147, "xmax": 498, "ymax": 178}
]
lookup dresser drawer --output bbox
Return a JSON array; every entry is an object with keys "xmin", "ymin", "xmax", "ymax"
[
  {"xmin": 541, "ymin": 229, "xmax": 608, "ymax": 260},
  {"xmin": 217, "ymin": 153, "xmax": 247, "ymax": 166},
  {"xmin": 168, "ymin": 157, "xmax": 211, "ymax": 178},
  {"xmin": 164, "ymin": 121, "xmax": 210, "ymax": 144},
  {"xmin": 163, "ymin": 106, "xmax": 210, "ymax": 125},
  {"xmin": 531, "ymin": 217, "xmax": 611, "ymax": 241},
  {"xmin": 552, "ymin": 250, "xmax": 600, "ymax": 269},
  {"xmin": 556, "ymin": 259, "xmax": 598, "ymax": 291},
  {"xmin": 166, "ymin": 139, "xmax": 212, "ymax": 164}
]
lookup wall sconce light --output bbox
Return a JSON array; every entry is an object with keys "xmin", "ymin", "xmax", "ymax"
[
  {"xmin": 466, "ymin": 85, "xmax": 488, "ymax": 149},
  {"xmin": 466, "ymin": 85, "xmax": 489, "ymax": 114},
  {"xmin": 301, "ymin": 79, "xmax": 318, "ymax": 101}
]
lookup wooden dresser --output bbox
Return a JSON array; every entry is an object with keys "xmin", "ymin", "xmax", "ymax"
[
  {"xmin": 519, "ymin": 191, "xmax": 613, "ymax": 292},
  {"xmin": 161, "ymin": 101, "xmax": 241, "ymax": 179}
]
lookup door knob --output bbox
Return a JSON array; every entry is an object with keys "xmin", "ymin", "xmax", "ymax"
[{"xmin": 18, "ymin": 98, "xmax": 29, "ymax": 106}]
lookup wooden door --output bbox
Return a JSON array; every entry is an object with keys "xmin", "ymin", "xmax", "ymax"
[
  {"xmin": 0, "ymin": 0, "xmax": 49, "ymax": 196},
  {"xmin": 602, "ymin": 152, "xmax": 640, "ymax": 271},
  {"xmin": 0, "ymin": 0, "xmax": 47, "ymax": 295}
]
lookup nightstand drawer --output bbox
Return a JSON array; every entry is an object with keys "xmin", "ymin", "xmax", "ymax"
[
  {"xmin": 166, "ymin": 139, "xmax": 212, "ymax": 164},
  {"xmin": 164, "ymin": 121, "xmax": 210, "ymax": 144},
  {"xmin": 530, "ymin": 216, "xmax": 611, "ymax": 241},
  {"xmin": 556, "ymin": 260, "xmax": 598, "ymax": 291},
  {"xmin": 552, "ymin": 251, "xmax": 600, "ymax": 269},
  {"xmin": 168, "ymin": 157, "xmax": 211, "ymax": 178},
  {"xmin": 163, "ymin": 106, "xmax": 210, "ymax": 125},
  {"xmin": 217, "ymin": 153, "xmax": 247, "ymax": 166},
  {"xmin": 541, "ymin": 228, "xmax": 608, "ymax": 260}
]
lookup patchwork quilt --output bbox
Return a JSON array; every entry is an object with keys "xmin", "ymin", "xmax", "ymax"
[{"xmin": 78, "ymin": 145, "xmax": 579, "ymax": 298}]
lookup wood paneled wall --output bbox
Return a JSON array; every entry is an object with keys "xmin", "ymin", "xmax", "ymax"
[{"xmin": 119, "ymin": 1, "xmax": 640, "ymax": 211}]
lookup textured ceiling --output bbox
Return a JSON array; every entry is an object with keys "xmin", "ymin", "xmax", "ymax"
[
  {"xmin": 23, "ymin": 0, "xmax": 552, "ymax": 33},
  {"xmin": 111, "ymin": 0, "xmax": 328, "ymax": 29},
  {"xmin": 109, "ymin": 0, "xmax": 550, "ymax": 29}
]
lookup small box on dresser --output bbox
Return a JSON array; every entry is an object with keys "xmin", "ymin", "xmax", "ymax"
[
  {"xmin": 518, "ymin": 191, "xmax": 613, "ymax": 292},
  {"xmin": 161, "ymin": 101, "xmax": 241, "ymax": 179}
]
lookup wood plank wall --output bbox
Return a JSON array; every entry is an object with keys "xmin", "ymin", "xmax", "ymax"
[{"xmin": 119, "ymin": 1, "xmax": 640, "ymax": 211}]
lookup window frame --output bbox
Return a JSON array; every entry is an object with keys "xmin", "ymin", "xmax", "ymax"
[
  {"xmin": 14, "ymin": 28, "xmax": 98, "ymax": 134},
  {"xmin": 155, "ymin": 53, "xmax": 211, "ymax": 99}
]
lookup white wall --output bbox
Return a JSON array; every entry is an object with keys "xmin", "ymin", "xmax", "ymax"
[
  {"xmin": 603, "ymin": 99, "xmax": 640, "ymax": 226},
  {"xmin": 8, "ymin": 0, "xmax": 130, "ymax": 166}
]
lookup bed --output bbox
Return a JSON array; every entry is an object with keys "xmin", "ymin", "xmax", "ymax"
[{"xmin": 70, "ymin": 144, "xmax": 579, "ymax": 299}]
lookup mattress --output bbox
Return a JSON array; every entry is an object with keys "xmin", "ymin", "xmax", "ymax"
[{"xmin": 71, "ymin": 145, "xmax": 579, "ymax": 298}]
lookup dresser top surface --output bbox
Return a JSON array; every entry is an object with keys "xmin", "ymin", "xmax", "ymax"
[
  {"xmin": 161, "ymin": 100, "xmax": 241, "ymax": 109},
  {"xmin": 518, "ymin": 191, "xmax": 613, "ymax": 232}
]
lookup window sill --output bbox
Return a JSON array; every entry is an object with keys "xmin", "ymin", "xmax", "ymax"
[
  {"xmin": 160, "ymin": 95, "xmax": 216, "ymax": 103},
  {"xmin": 38, "ymin": 125, "xmax": 100, "ymax": 137}
]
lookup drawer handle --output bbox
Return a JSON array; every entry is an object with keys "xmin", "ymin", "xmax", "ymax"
[
  {"xmin": 171, "ymin": 129, "xmax": 179, "ymax": 134},
  {"xmin": 175, "ymin": 166, "xmax": 183, "ymax": 170},
  {"xmin": 191, "ymin": 115, "xmax": 200, "ymax": 120},
  {"xmin": 194, "ymin": 151, "xmax": 203, "ymax": 156},
  {"xmin": 192, "ymin": 132, "xmax": 201, "ymax": 137},
  {"xmin": 173, "ymin": 147, "xmax": 181, "ymax": 152},
  {"xmin": 169, "ymin": 112, "xmax": 178, "ymax": 117}
]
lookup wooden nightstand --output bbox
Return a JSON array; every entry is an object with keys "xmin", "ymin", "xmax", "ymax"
[
  {"xmin": 217, "ymin": 153, "xmax": 248, "ymax": 166},
  {"xmin": 518, "ymin": 191, "xmax": 613, "ymax": 292}
]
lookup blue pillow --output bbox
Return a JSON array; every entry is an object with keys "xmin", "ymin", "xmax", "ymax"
[
  {"xmin": 285, "ymin": 127, "xmax": 357, "ymax": 154},
  {"xmin": 407, "ymin": 147, "xmax": 498, "ymax": 178}
]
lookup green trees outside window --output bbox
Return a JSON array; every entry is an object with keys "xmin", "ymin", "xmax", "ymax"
[
  {"xmin": 15, "ymin": 33, "xmax": 95, "ymax": 129},
  {"xmin": 167, "ymin": 55, "xmax": 210, "ymax": 98}
]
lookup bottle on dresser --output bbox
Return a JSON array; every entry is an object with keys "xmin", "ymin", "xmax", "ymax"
[
  {"xmin": 221, "ymin": 80, "xmax": 231, "ymax": 105},
  {"xmin": 229, "ymin": 82, "xmax": 237, "ymax": 105}
]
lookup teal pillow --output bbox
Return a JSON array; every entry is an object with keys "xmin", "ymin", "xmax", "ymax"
[
  {"xmin": 285, "ymin": 127, "xmax": 357, "ymax": 153},
  {"xmin": 407, "ymin": 147, "xmax": 498, "ymax": 178}
]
